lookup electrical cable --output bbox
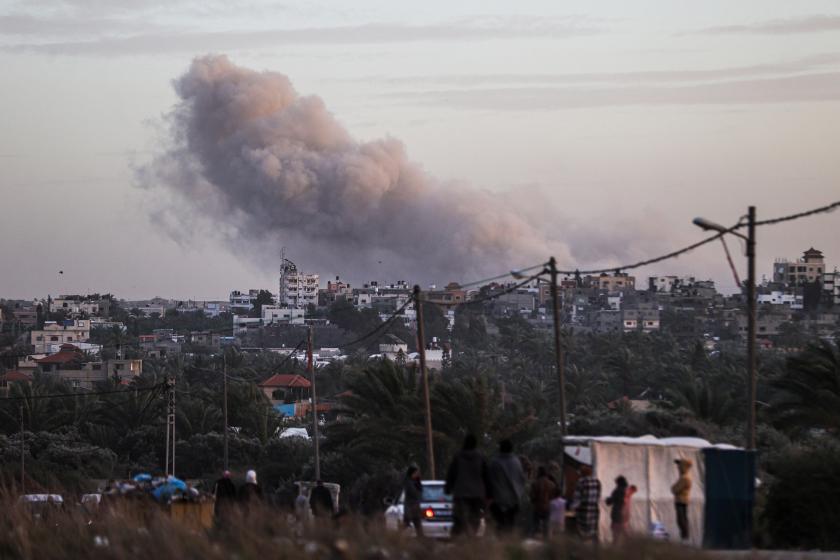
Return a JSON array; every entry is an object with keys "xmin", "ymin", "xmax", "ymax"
[
  {"xmin": 456, "ymin": 262, "xmax": 547, "ymax": 289},
  {"xmin": 554, "ymin": 199, "xmax": 839, "ymax": 276},
  {"xmin": 0, "ymin": 382, "xmax": 166, "ymax": 401}
]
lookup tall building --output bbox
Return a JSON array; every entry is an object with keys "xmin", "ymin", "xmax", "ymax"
[
  {"xmin": 278, "ymin": 259, "xmax": 319, "ymax": 308},
  {"xmin": 773, "ymin": 248, "xmax": 825, "ymax": 286}
]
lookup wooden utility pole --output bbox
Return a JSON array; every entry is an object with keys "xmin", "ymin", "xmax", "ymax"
[
  {"xmin": 414, "ymin": 285, "xmax": 436, "ymax": 478},
  {"xmin": 20, "ymin": 405, "xmax": 25, "ymax": 495},
  {"xmin": 164, "ymin": 376, "xmax": 176, "ymax": 477},
  {"xmin": 549, "ymin": 257, "xmax": 568, "ymax": 436},
  {"xmin": 746, "ymin": 206, "xmax": 757, "ymax": 451},
  {"xmin": 309, "ymin": 325, "xmax": 321, "ymax": 480},
  {"xmin": 223, "ymin": 352, "xmax": 229, "ymax": 471}
]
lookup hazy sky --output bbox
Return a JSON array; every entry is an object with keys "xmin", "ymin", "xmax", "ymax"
[{"xmin": 1, "ymin": 0, "xmax": 839, "ymax": 300}]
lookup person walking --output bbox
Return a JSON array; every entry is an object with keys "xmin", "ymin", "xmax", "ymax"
[
  {"xmin": 530, "ymin": 466, "xmax": 558, "ymax": 539},
  {"xmin": 605, "ymin": 476, "xmax": 631, "ymax": 544},
  {"xmin": 671, "ymin": 458, "xmax": 693, "ymax": 541},
  {"xmin": 573, "ymin": 465, "xmax": 602, "ymax": 543},
  {"xmin": 487, "ymin": 439, "xmax": 527, "ymax": 534},
  {"xmin": 238, "ymin": 469, "xmax": 263, "ymax": 514},
  {"xmin": 213, "ymin": 470, "xmax": 237, "ymax": 519},
  {"xmin": 310, "ymin": 480, "xmax": 334, "ymax": 519},
  {"xmin": 402, "ymin": 466, "xmax": 424, "ymax": 537},
  {"xmin": 444, "ymin": 434, "xmax": 489, "ymax": 537}
]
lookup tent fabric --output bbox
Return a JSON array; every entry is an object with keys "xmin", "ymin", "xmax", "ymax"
[{"xmin": 591, "ymin": 440, "xmax": 706, "ymax": 546}]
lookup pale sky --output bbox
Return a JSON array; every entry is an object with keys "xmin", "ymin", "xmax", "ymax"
[{"xmin": 1, "ymin": 0, "xmax": 839, "ymax": 299}]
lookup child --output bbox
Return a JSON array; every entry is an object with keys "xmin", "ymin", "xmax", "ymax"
[{"xmin": 548, "ymin": 493, "xmax": 566, "ymax": 538}]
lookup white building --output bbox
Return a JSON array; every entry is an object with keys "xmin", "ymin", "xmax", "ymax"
[
  {"xmin": 30, "ymin": 320, "xmax": 91, "ymax": 354},
  {"xmin": 279, "ymin": 260, "xmax": 319, "ymax": 308},
  {"xmin": 261, "ymin": 305, "xmax": 306, "ymax": 325},
  {"xmin": 230, "ymin": 290, "xmax": 260, "ymax": 313},
  {"xmin": 232, "ymin": 316, "xmax": 261, "ymax": 334},
  {"xmin": 757, "ymin": 291, "xmax": 804, "ymax": 310},
  {"xmin": 50, "ymin": 297, "xmax": 104, "ymax": 316}
]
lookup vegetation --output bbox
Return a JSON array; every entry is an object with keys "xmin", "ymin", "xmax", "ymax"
[{"xmin": 1, "ymin": 297, "xmax": 840, "ymax": 550}]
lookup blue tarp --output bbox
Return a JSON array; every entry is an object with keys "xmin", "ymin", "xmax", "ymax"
[{"xmin": 274, "ymin": 403, "xmax": 296, "ymax": 417}]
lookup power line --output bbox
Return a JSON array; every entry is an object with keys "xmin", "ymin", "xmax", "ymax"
[
  {"xmin": 0, "ymin": 382, "xmax": 166, "ymax": 401},
  {"xmin": 455, "ymin": 270, "xmax": 549, "ymax": 307},
  {"xmin": 751, "ymin": 199, "xmax": 840, "ymax": 227},
  {"xmin": 456, "ymin": 262, "xmax": 547, "ymax": 290},
  {"xmin": 555, "ymin": 199, "xmax": 840, "ymax": 276},
  {"xmin": 555, "ymin": 232, "xmax": 726, "ymax": 275}
]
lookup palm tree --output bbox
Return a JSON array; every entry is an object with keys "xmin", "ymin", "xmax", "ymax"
[
  {"xmin": 432, "ymin": 374, "xmax": 537, "ymax": 461},
  {"xmin": 663, "ymin": 366, "xmax": 743, "ymax": 426},
  {"xmin": 770, "ymin": 339, "xmax": 840, "ymax": 437},
  {"xmin": 326, "ymin": 360, "xmax": 427, "ymax": 469}
]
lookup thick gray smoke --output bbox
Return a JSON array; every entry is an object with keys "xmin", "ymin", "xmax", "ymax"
[{"xmin": 141, "ymin": 55, "xmax": 573, "ymax": 283}]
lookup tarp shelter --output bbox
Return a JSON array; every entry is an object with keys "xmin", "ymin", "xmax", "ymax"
[{"xmin": 565, "ymin": 435, "xmax": 754, "ymax": 548}]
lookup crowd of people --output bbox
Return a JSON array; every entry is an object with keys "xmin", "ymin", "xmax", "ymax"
[
  {"xmin": 213, "ymin": 437, "xmax": 695, "ymax": 545},
  {"xmin": 213, "ymin": 470, "xmax": 337, "ymax": 523},
  {"xmin": 406, "ymin": 434, "xmax": 694, "ymax": 544}
]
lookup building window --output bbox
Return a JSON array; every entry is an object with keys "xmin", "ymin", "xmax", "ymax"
[{"xmin": 51, "ymin": 336, "xmax": 59, "ymax": 341}]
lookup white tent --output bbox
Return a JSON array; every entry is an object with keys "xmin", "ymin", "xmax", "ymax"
[{"xmin": 565, "ymin": 435, "xmax": 738, "ymax": 547}]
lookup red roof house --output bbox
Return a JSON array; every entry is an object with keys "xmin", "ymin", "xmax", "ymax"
[
  {"xmin": 258, "ymin": 373, "xmax": 311, "ymax": 402},
  {"xmin": 0, "ymin": 370, "xmax": 31, "ymax": 384},
  {"xmin": 34, "ymin": 344, "xmax": 84, "ymax": 372}
]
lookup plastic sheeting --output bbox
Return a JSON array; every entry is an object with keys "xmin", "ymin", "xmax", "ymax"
[{"xmin": 591, "ymin": 440, "xmax": 706, "ymax": 546}]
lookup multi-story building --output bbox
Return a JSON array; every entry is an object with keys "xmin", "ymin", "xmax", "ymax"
[
  {"xmin": 50, "ymin": 296, "xmax": 110, "ymax": 317},
  {"xmin": 279, "ymin": 260, "xmax": 319, "ymax": 308},
  {"xmin": 622, "ymin": 303, "xmax": 660, "ymax": 332},
  {"xmin": 33, "ymin": 344, "xmax": 142, "ymax": 390},
  {"xmin": 757, "ymin": 291, "xmax": 804, "ymax": 309},
  {"xmin": 773, "ymin": 248, "xmax": 826, "ymax": 286},
  {"xmin": 30, "ymin": 320, "xmax": 91, "ymax": 354},
  {"xmin": 189, "ymin": 331, "xmax": 221, "ymax": 349},
  {"xmin": 595, "ymin": 272, "xmax": 636, "ymax": 294},
  {"xmin": 261, "ymin": 305, "xmax": 306, "ymax": 325},
  {"xmin": 426, "ymin": 283, "xmax": 468, "ymax": 310},
  {"xmin": 229, "ymin": 290, "xmax": 260, "ymax": 313}
]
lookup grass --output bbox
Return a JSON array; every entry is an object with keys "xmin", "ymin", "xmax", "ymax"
[{"xmin": 0, "ymin": 492, "xmax": 723, "ymax": 560}]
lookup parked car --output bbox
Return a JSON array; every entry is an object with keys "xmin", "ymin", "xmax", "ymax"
[
  {"xmin": 384, "ymin": 480, "xmax": 457, "ymax": 539},
  {"xmin": 18, "ymin": 494, "xmax": 64, "ymax": 519}
]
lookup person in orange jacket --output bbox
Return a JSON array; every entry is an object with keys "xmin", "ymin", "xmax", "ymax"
[{"xmin": 670, "ymin": 459, "xmax": 693, "ymax": 541}]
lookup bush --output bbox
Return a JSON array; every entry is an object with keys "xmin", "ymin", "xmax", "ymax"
[{"xmin": 762, "ymin": 442, "xmax": 840, "ymax": 550}]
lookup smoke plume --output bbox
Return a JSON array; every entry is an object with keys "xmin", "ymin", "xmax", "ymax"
[{"xmin": 141, "ymin": 55, "xmax": 574, "ymax": 283}]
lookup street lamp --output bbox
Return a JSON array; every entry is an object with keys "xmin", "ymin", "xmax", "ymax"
[{"xmin": 693, "ymin": 207, "xmax": 757, "ymax": 451}]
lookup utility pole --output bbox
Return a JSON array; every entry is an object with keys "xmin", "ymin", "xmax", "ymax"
[
  {"xmin": 308, "ymin": 324, "xmax": 321, "ymax": 480},
  {"xmin": 549, "ymin": 257, "xmax": 567, "ymax": 436},
  {"xmin": 414, "ymin": 285, "xmax": 436, "ymax": 479},
  {"xmin": 223, "ymin": 352, "xmax": 229, "ymax": 471},
  {"xmin": 746, "ymin": 206, "xmax": 757, "ymax": 451},
  {"xmin": 164, "ymin": 376, "xmax": 176, "ymax": 477},
  {"xmin": 20, "ymin": 405, "xmax": 25, "ymax": 495}
]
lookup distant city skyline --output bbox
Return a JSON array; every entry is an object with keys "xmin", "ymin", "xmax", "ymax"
[{"xmin": 2, "ymin": 1, "xmax": 839, "ymax": 299}]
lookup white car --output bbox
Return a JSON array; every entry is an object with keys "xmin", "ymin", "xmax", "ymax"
[{"xmin": 384, "ymin": 480, "xmax": 460, "ymax": 539}]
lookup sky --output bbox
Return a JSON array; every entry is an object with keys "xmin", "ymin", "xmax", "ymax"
[{"xmin": 1, "ymin": 0, "xmax": 839, "ymax": 300}]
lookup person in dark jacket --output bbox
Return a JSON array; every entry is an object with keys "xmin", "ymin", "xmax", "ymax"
[
  {"xmin": 445, "ymin": 434, "xmax": 488, "ymax": 537},
  {"xmin": 530, "ymin": 466, "xmax": 558, "ymax": 538},
  {"xmin": 487, "ymin": 439, "xmax": 526, "ymax": 534},
  {"xmin": 213, "ymin": 470, "xmax": 237, "ymax": 518},
  {"xmin": 605, "ymin": 475, "xmax": 629, "ymax": 543},
  {"xmin": 403, "ymin": 465, "xmax": 424, "ymax": 537},
  {"xmin": 310, "ymin": 480, "xmax": 334, "ymax": 518}
]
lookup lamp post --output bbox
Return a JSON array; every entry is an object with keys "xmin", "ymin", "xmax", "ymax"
[{"xmin": 693, "ymin": 207, "xmax": 757, "ymax": 450}]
